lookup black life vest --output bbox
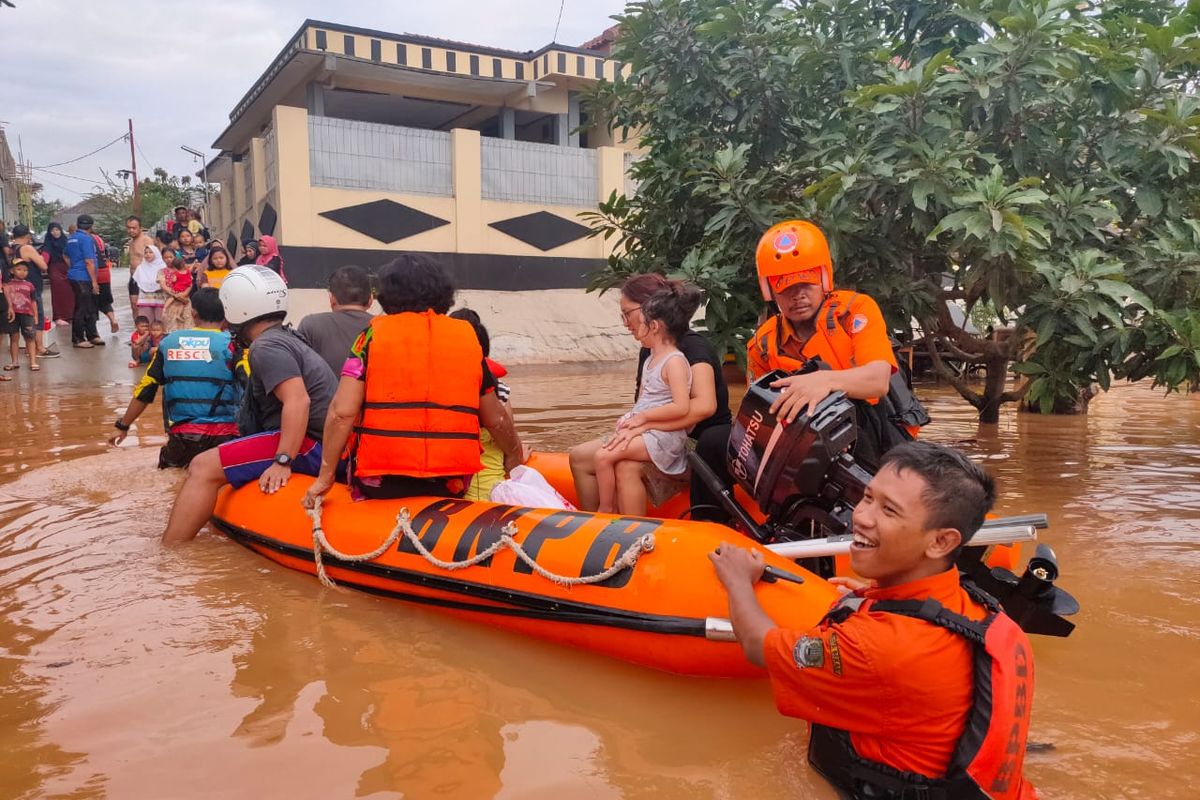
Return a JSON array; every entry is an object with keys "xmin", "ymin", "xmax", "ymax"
[{"xmin": 808, "ymin": 583, "xmax": 1037, "ymax": 800}]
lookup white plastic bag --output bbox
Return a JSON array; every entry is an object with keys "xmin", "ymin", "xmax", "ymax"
[{"xmin": 490, "ymin": 465, "xmax": 577, "ymax": 510}]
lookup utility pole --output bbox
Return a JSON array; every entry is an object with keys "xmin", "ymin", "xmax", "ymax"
[{"xmin": 128, "ymin": 118, "xmax": 141, "ymax": 215}]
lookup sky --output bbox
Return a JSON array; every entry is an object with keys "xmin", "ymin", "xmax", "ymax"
[{"xmin": 1, "ymin": 0, "xmax": 627, "ymax": 206}]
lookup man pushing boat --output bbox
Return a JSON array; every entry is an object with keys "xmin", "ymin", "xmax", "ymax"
[{"xmin": 711, "ymin": 441, "xmax": 1038, "ymax": 800}]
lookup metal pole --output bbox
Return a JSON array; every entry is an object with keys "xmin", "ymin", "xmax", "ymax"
[
  {"xmin": 765, "ymin": 525, "xmax": 1038, "ymax": 560},
  {"xmin": 128, "ymin": 118, "xmax": 141, "ymax": 215}
]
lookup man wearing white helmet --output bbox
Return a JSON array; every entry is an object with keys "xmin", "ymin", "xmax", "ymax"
[{"xmin": 161, "ymin": 266, "xmax": 339, "ymax": 544}]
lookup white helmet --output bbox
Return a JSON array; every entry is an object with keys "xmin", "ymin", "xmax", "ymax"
[{"xmin": 219, "ymin": 266, "xmax": 289, "ymax": 325}]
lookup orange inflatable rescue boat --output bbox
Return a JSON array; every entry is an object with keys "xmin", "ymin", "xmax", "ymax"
[
  {"xmin": 212, "ymin": 386, "xmax": 1079, "ymax": 677},
  {"xmin": 212, "ymin": 476, "xmax": 838, "ymax": 678}
]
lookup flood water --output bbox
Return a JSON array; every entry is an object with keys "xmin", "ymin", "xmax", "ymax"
[{"xmin": 2, "ymin": 305, "xmax": 1199, "ymax": 798}]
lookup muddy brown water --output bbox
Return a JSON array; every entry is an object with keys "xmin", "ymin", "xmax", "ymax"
[{"xmin": 2, "ymin": 316, "xmax": 1198, "ymax": 798}]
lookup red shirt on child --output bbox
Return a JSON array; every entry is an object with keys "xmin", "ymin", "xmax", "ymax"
[{"xmin": 5, "ymin": 280, "xmax": 36, "ymax": 316}]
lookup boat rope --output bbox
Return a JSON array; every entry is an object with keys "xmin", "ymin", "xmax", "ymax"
[{"xmin": 304, "ymin": 498, "xmax": 655, "ymax": 590}]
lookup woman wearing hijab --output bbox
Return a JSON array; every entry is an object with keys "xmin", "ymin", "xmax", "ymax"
[
  {"xmin": 238, "ymin": 239, "xmax": 259, "ymax": 266},
  {"xmin": 42, "ymin": 222, "xmax": 73, "ymax": 326},
  {"xmin": 255, "ymin": 235, "xmax": 286, "ymax": 283},
  {"xmin": 133, "ymin": 245, "xmax": 169, "ymax": 324}
]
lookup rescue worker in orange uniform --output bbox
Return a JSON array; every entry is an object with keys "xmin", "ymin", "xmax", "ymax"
[
  {"xmin": 710, "ymin": 441, "xmax": 1038, "ymax": 800},
  {"xmin": 302, "ymin": 254, "xmax": 526, "ymax": 506},
  {"xmin": 749, "ymin": 220, "xmax": 925, "ymax": 468}
]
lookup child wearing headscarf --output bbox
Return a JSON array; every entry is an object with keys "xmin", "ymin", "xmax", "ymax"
[
  {"xmin": 255, "ymin": 235, "xmax": 286, "ymax": 283},
  {"xmin": 133, "ymin": 245, "xmax": 169, "ymax": 324}
]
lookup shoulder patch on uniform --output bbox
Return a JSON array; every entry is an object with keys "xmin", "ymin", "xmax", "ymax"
[
  {"xmin": 850, "ymin": 314, "xmax": 868, "ymax": 334},
  {"xmin": 792, "ymin": 636, "xmax": 825, "ymax": 670},
  {"xmin": 829, "ymin": 631, "xmax": 843, "ymax": 676}
]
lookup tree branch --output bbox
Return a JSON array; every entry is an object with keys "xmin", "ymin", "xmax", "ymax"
[{"xmin": 926, "ymin": 336, "xmax": 983, "ymax": 408}]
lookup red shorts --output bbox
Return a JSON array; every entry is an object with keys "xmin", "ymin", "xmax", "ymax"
[{"xmin": 217, "ymin": 431, "xmax": 323, "ymax": 488}]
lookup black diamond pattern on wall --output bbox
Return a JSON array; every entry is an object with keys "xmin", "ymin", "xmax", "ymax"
[
  {"xmin": 319, "ymin": 199, "xmax": 449, "ymax": 244},
  {"xmin": 226, "ymin": 233, "xmax": 238, "ymax": 255},
  {"xmin": 258, "ymin": 203, "xmax": 278, "ymax": 237},
  {"xmin": 488, "ymin": 211, "xmax": 591, "ymax": 251},
  {"xmin": 240, "ymin": 220, "xmax": 255, "ymax": 245}
]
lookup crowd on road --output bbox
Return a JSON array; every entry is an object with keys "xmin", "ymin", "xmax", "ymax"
[{"xmin": 2, "ymin": 211, "xmax": 1040, "ymax": 799}]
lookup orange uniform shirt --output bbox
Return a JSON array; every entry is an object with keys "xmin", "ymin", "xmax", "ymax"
[
  {"xmin": 747, "ymin": 292, "xmax": 897, "ymax": 381},
  {"xmin": 763, "ymin": 568, "xmax": 986, "ymax": 779}
]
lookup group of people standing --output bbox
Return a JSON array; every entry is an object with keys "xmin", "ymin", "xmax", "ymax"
[
  {"xmin": 126, "ymin": 206, "xmax": 285, "ymax": 338},
  {"xmin": 105, "ymin": 216, "xmax": 1036, "ymax": 800},
  {"xmin": 0, "ymin": 214, "xmax": 119, "ymax": 374}
]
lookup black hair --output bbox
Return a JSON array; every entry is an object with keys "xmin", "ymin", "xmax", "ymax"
[
  {"xmin": 878, "ymin": 441, "xmax": 997, "ymax": 545},
  {"xmin": 449, "ymin": 308, "xmax": 489, "ymax": 356},
  {"xmin": 191, "ymin": 287, "xmax": 225, "ymax": 324},
  {"xmin": 126, "ymin": 215, "xmax": 142, "ymax": 225},
  {"xmin": 327, "ymin": 264, "xmax": 373, "ymax": 307},
  {"xmin": 640, "ymin": 281, "xmax": 703, "ymax": 344},
  {"xmin": 375, "ymin": 254, "xmax": 454, "ymax": 315},
  {"xmin": 135, "ymin": 315, "xmax": 150, "ymax": 325}
]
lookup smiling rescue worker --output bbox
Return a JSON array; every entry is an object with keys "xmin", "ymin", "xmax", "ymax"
[
  {"xmin": 710, "ymin": 441, "xmax": 1037, "ymax": 800},
  {"xmin": 749, "ymin": 220, "xmax": 927, "ymax": 468}
]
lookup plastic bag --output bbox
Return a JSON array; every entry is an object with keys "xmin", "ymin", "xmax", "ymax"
[{"xmin": 490, "ymin": 465, "xmax": 576, "ymax": 510}]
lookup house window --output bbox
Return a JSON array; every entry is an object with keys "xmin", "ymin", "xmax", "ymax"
[
  {"xmin": 557, "ymin": 52, "xmax": 566, "ymax": 73},
  {"xmin": 493, "ymin": 58, "xmax": 502, "ymax": 78},
  {"xmin": 531, "ymin": 60, "xmax": 536, "ymax": 79},
  {"xmin": 422, "ymin": 48, "xmax": 432, "ymax": 68},
  {"xmin": 343, "ymin": 35, "xmax": 355, "ymax": 56},
  {"xmin": 470, "ymin": 54, "xmax": 479, "ymax": 75},
  {"xmin": 543, "ymin": 54, "xmax": 548, "ymax": 72},
  {"xmin": 595, "ymin": 58, "xmax": 604, "ymax": 79},
  {"xmin": 446, "ymin": 52, "xmax": 457, "ymax": 72},
  {"xmin": 314, "ymin": 30, "xmax": 327, "ymax": 50},
  {"xmin": 370, "ymin": 39, "xmax": 381, "ymax": 62},
  {"xmin": 397, "ymin": 43, "xmax": 407, "ymax": 65},
  {"xmin": 577, "ymin": 55, "xmax": 584, "ymax": 75}
]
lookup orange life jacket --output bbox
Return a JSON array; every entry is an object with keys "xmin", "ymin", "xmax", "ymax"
[
  {"xmin": 753, "ymin": 290, "xmax": 862, "ymax": 375},
  {"xmin": 808, "ymin": 585, "xmax": 1038, "ymax": 800},
  {"xmin": 352, "ymin": 311, "xmax": 484, "ymax": 480}
]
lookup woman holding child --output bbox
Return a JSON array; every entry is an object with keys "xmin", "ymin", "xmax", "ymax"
[{"xmin": 569, "ymin": 275, "xmax": 732, "ymax": 518}]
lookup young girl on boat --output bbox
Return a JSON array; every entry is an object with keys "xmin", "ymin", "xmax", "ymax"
[{"xmin": 593, "ymin": 281, "xmax": 700, "ymax": 514}]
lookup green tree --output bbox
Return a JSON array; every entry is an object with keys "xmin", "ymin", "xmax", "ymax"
[
  {"xmin": 82, "ymin": 169, "xmax": 197, "ymax": 256},
  {"xmin": 585, "ymin": 0, "xmax": 1200, "ymax": 420}
]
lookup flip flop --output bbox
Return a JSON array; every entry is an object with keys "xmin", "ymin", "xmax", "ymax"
[
  {"xmin": 73, "ymin": 341, "xmax": 94, "ymax": 349},
  {"xmin": 30, "ymin": 365, "xmax": 40, "ymax": 371},
  {"xmin": 0, "ymin": 374, "xmax": 10, "ymax": 381},
  {"xmin": 3, "ymin": 364, "xmax": 18, "ymax": 371}
]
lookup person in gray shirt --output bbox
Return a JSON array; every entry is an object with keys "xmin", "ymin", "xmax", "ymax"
[
  {"xmin": 161, "ymin": 266, "xmax": 337, "ymax": 544},
  {"xmin": 297, "ymin": 265, "xmax": 375, "ymax": 376}
]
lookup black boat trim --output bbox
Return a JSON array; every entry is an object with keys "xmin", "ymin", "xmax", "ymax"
[{"xmin": 213, "ymin": 517, "xmax": 710, "ymax": 637}]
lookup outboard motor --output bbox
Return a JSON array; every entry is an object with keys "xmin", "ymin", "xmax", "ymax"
[{"xmin": 726, "ymin": 370, "xmax": 870, "ymax": 540}]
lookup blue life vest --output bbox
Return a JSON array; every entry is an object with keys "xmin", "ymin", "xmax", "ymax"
[{"xmin": 158, "ymin": 328, "xmax": 243, "ymax": 428}]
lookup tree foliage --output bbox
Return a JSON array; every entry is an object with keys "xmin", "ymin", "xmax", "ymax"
[
  {"xmin": 70, "ymin": 169, "xmax": 202, "ymax": 253},
  {"xmin": 584, "ymin": 0, "xmax": 1200, "ymax": 418}
]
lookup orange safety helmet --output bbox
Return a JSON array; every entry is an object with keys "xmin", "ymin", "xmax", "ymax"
[{"xmin": 755, "ymin": 220, "xmax": 833, "ymax": 300}]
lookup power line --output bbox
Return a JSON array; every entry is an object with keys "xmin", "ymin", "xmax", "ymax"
[
  {"xmin": 552, "ymin": 0, "xmax": 566, "ymax": 42},
  {"xmin": 33, "ymin": 166, "xmax": 103, "ymax": 184},
  {"xmin": 32, "ymin": 134, "xmax": 126, "ymax": 169},
  {"xmin": 135, "ymin": 140, "xmax": 153, "ymax": 171}
]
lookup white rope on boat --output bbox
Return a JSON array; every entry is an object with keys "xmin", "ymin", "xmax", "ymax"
[{"xmin": 304, "ymin": 498, "xmax": 655, "ymax": 590}]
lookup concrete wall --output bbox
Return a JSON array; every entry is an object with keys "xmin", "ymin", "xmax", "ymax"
[{"xmin": 286, "ymin": 287, "xmax": 641, "ymax": 365}]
